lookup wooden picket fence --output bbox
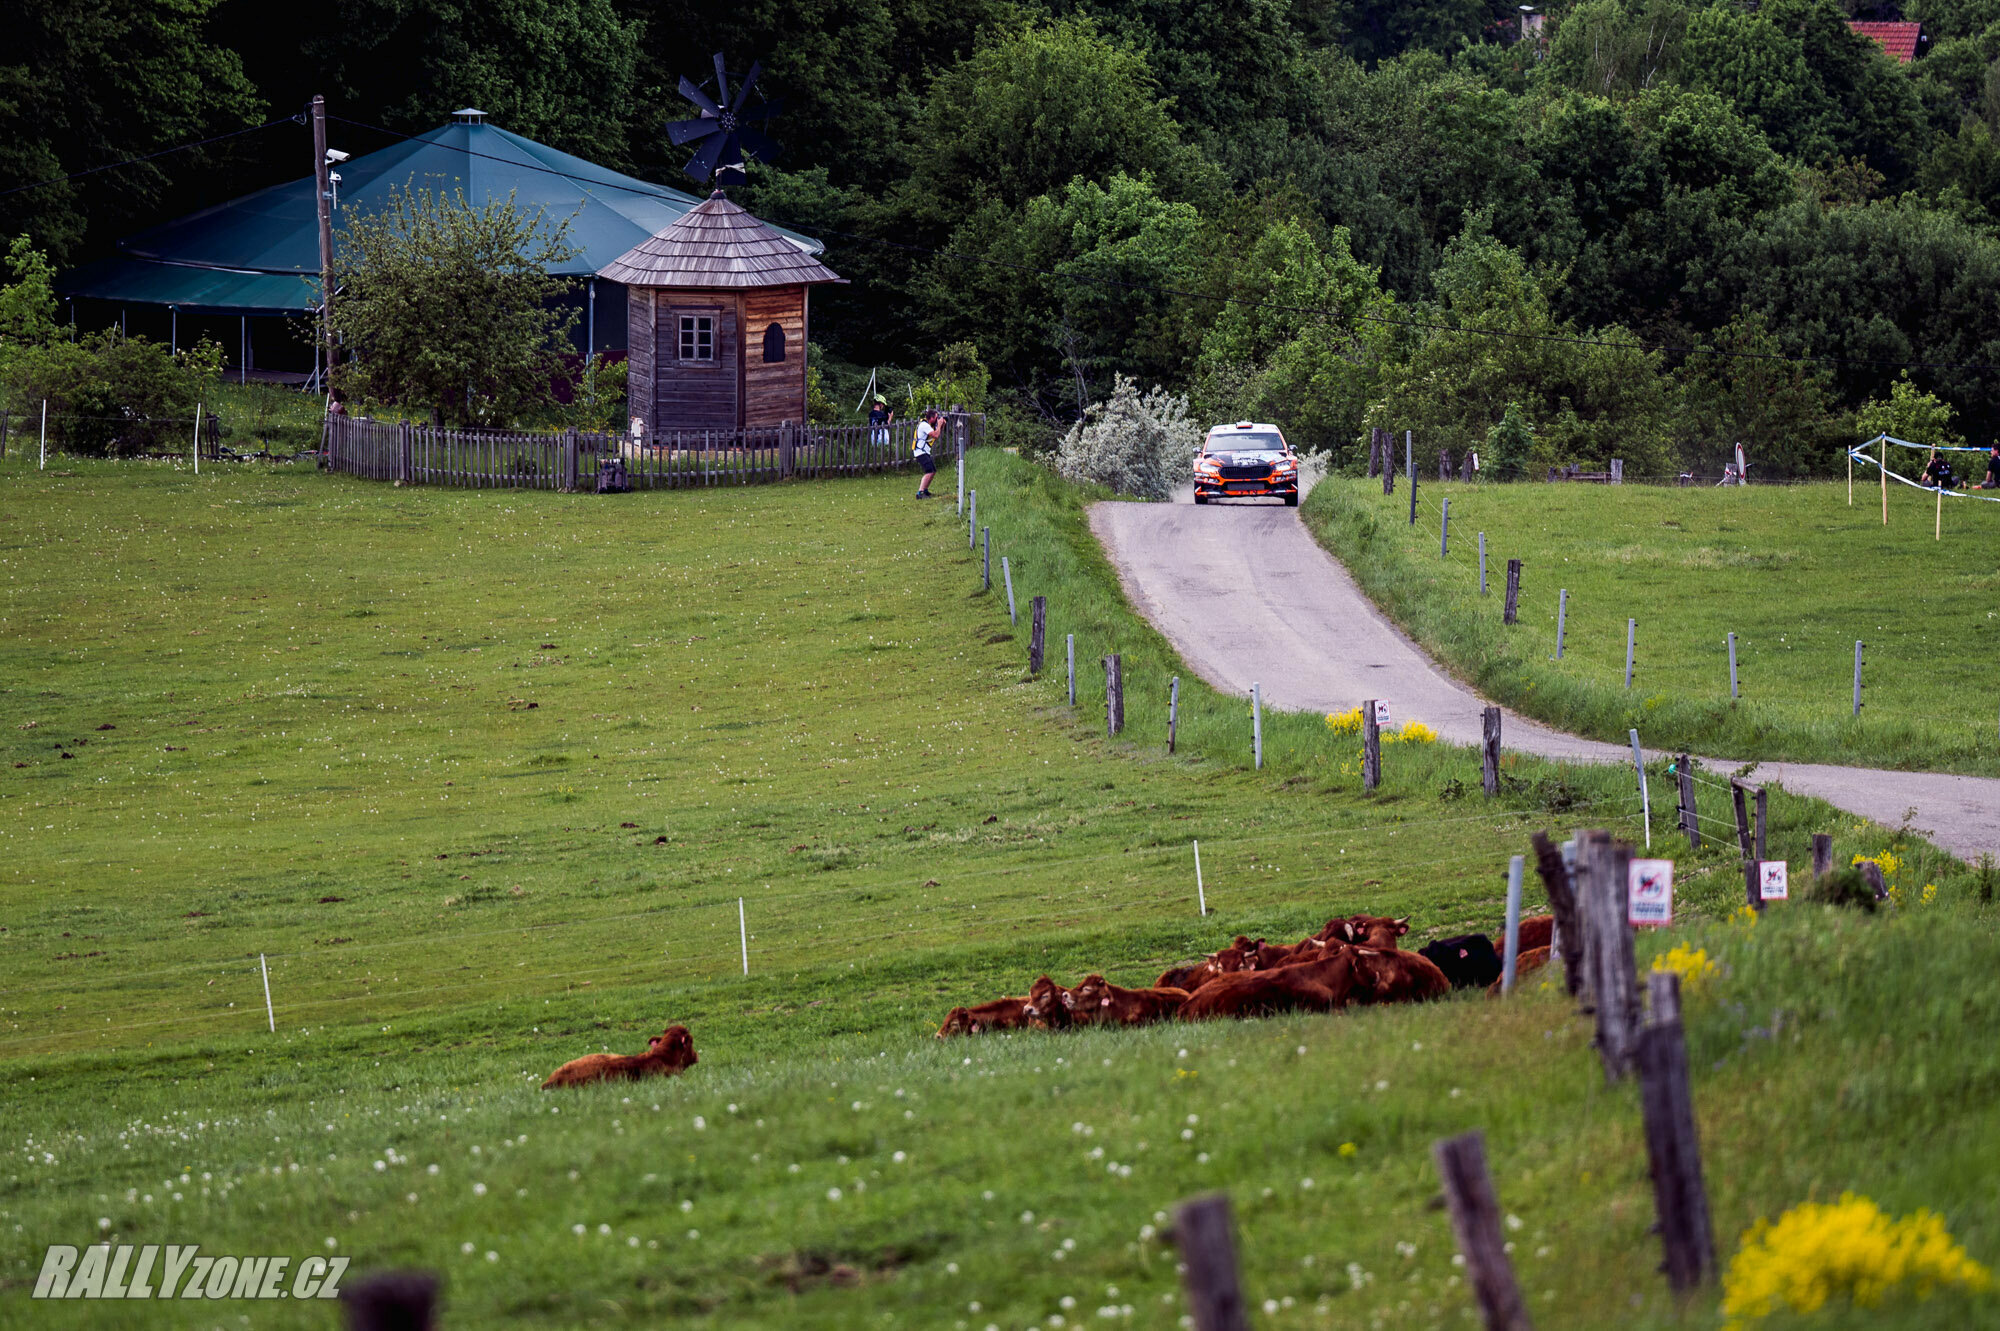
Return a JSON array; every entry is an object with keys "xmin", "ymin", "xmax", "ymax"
[{"xmin": 323, "ymin": 413, "xmax": 984, "ymax": 491}]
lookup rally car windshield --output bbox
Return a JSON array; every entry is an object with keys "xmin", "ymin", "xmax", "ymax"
[{"xmin": 1204, "ymin": 433, "xmax": 1286, "ymax": 453}]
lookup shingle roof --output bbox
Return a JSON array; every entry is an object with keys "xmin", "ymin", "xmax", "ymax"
[
  {"xmin": 1848, "ymin": 20, "xmax": 1923, "ymax": 64},
  {"xmin": 599, "ymin": 192, "xmax": 845, "ymax": 288}
]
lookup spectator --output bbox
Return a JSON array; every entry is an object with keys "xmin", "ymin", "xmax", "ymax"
[
  {"xmin": 867, "ymin": 395, "xmax": 892, "ymax": 445},
  {"xmin": 1981, "ymin": 443, "xmax": 2000, "ymax": 490},
  {"xmin": 912, "ymin": 409, "xmax": 940, "ymax": 498},
  {"xmin": 1922, "ymin": 447, "xmax": 1959, "ymax": 490}
]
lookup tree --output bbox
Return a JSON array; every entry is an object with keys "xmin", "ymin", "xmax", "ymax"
[
  {"xmin": 893, "ymin": 17, "xmax": 1200, "ymax": 235},
  {"xmin": 0, "ymin": 0, "xmax": 260, "ymax": 261},
  {"xmin": 1053, "ymin": 374, "xmax": 1201, "ymax": 499},
  {"xmin": 327, "ymin": 187, "xmax": 580, "ymax": 426},
  {"xmin": 1675, "ymin": 312, "xmax": 1849, "ymax": 478},
  {"xmin": 1856, "ymin": 371, "xmax": 1962, "ymax": 445},
  {"xmin": 222, "ymin": 0, "xmax": 643, "ymax": 165},
  {"xmin": 1543, "ymin": 0, "xmax": 1691, "ymax": 98}
]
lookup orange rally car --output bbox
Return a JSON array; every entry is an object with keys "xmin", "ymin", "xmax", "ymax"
[{"xmin": 1192, "ymin": 421, "xmax": 1300, "ymax": 506}]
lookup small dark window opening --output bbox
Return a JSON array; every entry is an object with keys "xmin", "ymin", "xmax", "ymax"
[{"xmin": 762, "ymin": 322, "xmax": 786, "ymax": 363}]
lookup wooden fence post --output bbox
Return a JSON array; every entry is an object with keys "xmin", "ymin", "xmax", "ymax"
[
  {"xmin": 1104, "ymin": 654, "xmax": 1123, "ymax": 737},
  {"xmin": 1481, "ymin": 706, "xmax": 1501, "ymax": 797},
  {"xmin": 339, "ymin": 1270, "xmax": 439, "ymax": 1331},
  {"xmin": 1503, "ymin": 560, "xmax": 1522, "ymax": 625},
  {"xmin": 1168, "ymin": 675, "xmax": 1180, "ymax": 753},
  {"xmin": 1754, "ymin": 786, "xmax": 1767, "ymax": 862},
  {"xmin": 1636, "ymin": 975, "xmax": 1717, "ymax": 1293},
  {"xmin": 1529, "ymin": 832, "xmax": 1585, "ymax": 999},
  {"xmin": 1438, "ymin": 447, "xmax": 1451, "ymax": 481},
  {"xmin": 398, "ymin": 421, "xmax": 414, "ymax": 485},
  {"xmin": 1028, "ymin": 597, "xmax": 1046, "ymax": 674},
  {"xmin": 1676, "ymin": 757, "xmax": 1699, "ymax": 851},
  {"xmin": 1811, "ymin": 833, "xmax": 1832, "ymax": 880},
  {"xmin": 1172, "ymin": 1193, "xmax": 1250, "ymax": 1331},
  {"xmin": 1368, "ymin": 426, "xmax": 1385, "ymax": 478},
  {"xmin": 1383, "ymin": 449, "xmax": 1394, "ymax": 495},
  {"xmin": 1731, "ymin": 780, "xmax": 1760, "ymax": 912},
  {"xmin": 1362, "ymin": 699, "xmax": 1382, "ymax": 792},
  {"xmin": 1585, "ymin": 831, "xmax": 1641, "ymax": 1080},
  {"xmin": 1433, "ymin": 1132, "xmax": 1534, "ymax": 1331}
]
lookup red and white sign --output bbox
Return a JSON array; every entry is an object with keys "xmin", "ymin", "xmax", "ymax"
[
  {"xmin": 1372, "ymin": 700, "xmax": 1392, "ymax": 726},
  {"xmin": 1629, "ymin": 859, "xmax": 1674, "ymax": 926},
  {"xmin": 1758, "ymin": 860, "xmax": 1789, "ymax": 901}
]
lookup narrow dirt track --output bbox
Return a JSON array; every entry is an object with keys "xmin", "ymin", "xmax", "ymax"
[{"xmin": 1090, "ymin": 495, "xmax": 2000, "ymax": 862}]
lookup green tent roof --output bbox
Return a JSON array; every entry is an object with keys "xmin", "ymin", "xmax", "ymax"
[{"xmin": 57, "ymin": 116, "xmax": 820, "ymax": 315}]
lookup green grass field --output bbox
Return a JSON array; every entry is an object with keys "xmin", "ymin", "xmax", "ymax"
[
  {"xmin": 1301, "ymin": 476, "xmax": 2000, "ymax": 777},
  {"xmin": 1, "ymin": 449, "xmax": 1994, "ymax": 1328}
]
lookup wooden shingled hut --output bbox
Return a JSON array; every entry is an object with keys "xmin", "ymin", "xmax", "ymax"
[{"xmin": 601, "ymin": 191, "xmax": 845, "ymax": 437}]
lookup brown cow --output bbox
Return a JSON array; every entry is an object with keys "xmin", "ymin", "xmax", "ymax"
[
  {"xmin": 542, "ymin": 1025, "xmax": 698, "ymax": 1089},
  {"xmin": 1515, "ymin": 914, "xmax": 1554, "ymax": 954},
  {"xmin": 1484, "ymin": 945, "xmax": 1554, "ymax": 996},
  {"xmin": 1069, "ymin": 974, "xmax": 1191, "ymax": 1026},
  {"xmin": 936, "ymin": 997, "xmax": 1034, "ymax": 1037},
  {"xmin": 1180, "ymin": 948, "xmax": 1356, "ymax": 1020},
  {"xmin": 1246, "ymin": 936, "xmax": 1332, "ymax": 970},
  {"xmin": 1347, "ymin": 947, "xmax": 1450, "ymax": 1005},
  {"xmin": 1155, "ymin": 939, "xmax": 1255, "ymax": 992},
  {"xmin": 1026, "ymin": 976, "xmax": 1074, "ymax": 1030},
  {"xmin": 1317, "ymin": 915, "xmax": 1410, "ymax": 949}
]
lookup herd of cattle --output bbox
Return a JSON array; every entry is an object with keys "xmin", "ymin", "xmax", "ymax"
[
  {"xmin": 936, "ymin": 912, "xmax": 1556, "ymax": 1036},
  {"xmin": 534, "ymin": 914, "xmax": 1557, "ymax": 1085}
]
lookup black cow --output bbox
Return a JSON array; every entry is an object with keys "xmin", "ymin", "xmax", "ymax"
[{"xmin": 1418, "ymin": 933, "xmax": 1501, "ymax": 990}]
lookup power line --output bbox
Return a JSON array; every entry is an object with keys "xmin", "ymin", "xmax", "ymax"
[
  {"xmin": 0, "ymin": 115, "xmax": 303, "ymax": 201},
  {"xmin": 324, "ymin": 113, "xmax": 2000, "ymax": 379}
]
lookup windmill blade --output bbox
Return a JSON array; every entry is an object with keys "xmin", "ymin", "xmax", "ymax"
[
  {"xmin": 736, "ymin": 96, "xmax": 784, "ymax": 123},
  {"xmin": 712, "ymin": 52, "xmax": 731, "ymax": 110},
  {"xmin": 685, "ymin": 131, "xmax": 733, "ymax": 182},
  {"xmin": 738, "ymin": 127, "xmax": 781, "ymax": 162},
  {"xmin": 677, "ymin": 75, "xmax": 721, "ymax": 117},
  {"xmin": 731, "ymin": 60, "xmax": 764, "ymax": 113},
  {"xmin": 666, "ymin": 116, "xmax": 722, "ymax": 147}
]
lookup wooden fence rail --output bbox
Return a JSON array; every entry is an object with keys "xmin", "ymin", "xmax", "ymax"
[{"xmin": 323, "ymin": 413, "xmax": 984, "ymax": 492}]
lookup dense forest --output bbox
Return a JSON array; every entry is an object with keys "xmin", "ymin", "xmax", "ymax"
[{"xmin": 7, "ymin": 0, "xmax": 2000, "ymax": 472}]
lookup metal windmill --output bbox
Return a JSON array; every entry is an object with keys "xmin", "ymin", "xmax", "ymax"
[{"xmin": 665, "ymin": 54, "xmax": 783, "ymax": 187}]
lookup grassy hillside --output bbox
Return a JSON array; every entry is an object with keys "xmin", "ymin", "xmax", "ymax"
[
  {"xmin": 1301, "ymin": 476, "xmax": 2000, "ymax": 777},
  {"xmin": 0, "ymin": 449, "xmax": 1993, "ymax": 1328}
]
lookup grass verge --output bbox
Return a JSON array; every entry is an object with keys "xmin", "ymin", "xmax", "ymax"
[{"xmin": 1300, "ymin": 476, "xmax": 2000, "ymax": 776}]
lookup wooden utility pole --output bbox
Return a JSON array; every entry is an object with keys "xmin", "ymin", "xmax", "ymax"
[{"xmin": 312, "ymin": 96, "xmax": 338, "ymax": 398}]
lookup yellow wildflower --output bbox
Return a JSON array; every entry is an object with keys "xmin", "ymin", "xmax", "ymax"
[
  {"xmin": 1325, "ymin": 707, "xmax": 1364, "ymax": 736},
  {"xmin": 1921, "ymin": 882, "xmax": 1937, "ymax": 905},
  {"xmin": 1729, "ymin": 904, "xmax": 1760, "ymax": 928},
  {"xmin": 1651, "ymin": 943, "xmax": 1718, "ymax": 989},
  {"xmin": 1337, "ymin": 1142, "xmax": 1358, "ymax": 1158},
  {"xmin": 1392, "ymin": 720, "xmax": 1438, "ymax": 744},
  {"xmin": 1852, "ymin": 851, "xmax": 1900, "ymax": 877},
  {"xmin": 1722, "ymin": 1193, "xmax": 1991, "ymax": 1330}
]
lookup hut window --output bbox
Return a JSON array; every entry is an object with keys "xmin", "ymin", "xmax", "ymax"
[
  {"xmin": 762, "ymin": 322, "xmax": 786, "ymax": 363},
  {"xmin": 678, "ymin": 314, "xmax": 713, "ymax": 362}
]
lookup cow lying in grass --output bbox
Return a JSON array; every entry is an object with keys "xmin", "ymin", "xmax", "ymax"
[
  {"xmin": 1348, "ymin": 947, "xmax": 1451, "ymax": 1004},
  {"xmin": 1419, "ymin": 933, "xmax": 1502, "ymax": 990},
  {"xmin": 542, "ymin": 1025, "xmax": 697, "ymax": 1089},
  {"xmin": 1155, "ymin": 939, "xmax": 1255, "ymax": 992},
  {"xmin": 1318, "ymin": 915, "xmax": 1410, "ymax": 949},
  {"xmin": 1026, "ymin": 976, "xmax": 1074, "ymax": 1030},
  {"xmin": 1068, "ymin": 974, "xmax": 1190, "ymax": 1026},
  {"xmin": 1180, "ymin": 947, "xmax": 1356, "ymax": 1020},
  {"xmin": 936, "ymin": 996, "xmax": 1035, "ymax": 1037}
]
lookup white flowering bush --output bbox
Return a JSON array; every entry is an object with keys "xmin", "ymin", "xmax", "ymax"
[{"xmin": 1053, "ymin": 375, "xmax": 1202, "ymax": 501}]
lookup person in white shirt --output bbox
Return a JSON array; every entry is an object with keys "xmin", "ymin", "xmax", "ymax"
[{"xmin": 912, "ymin": 410, "xmax": 940, "ymax": 498}]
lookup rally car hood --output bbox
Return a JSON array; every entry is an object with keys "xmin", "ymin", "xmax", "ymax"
[{"xmin": 1201, "ymin": 452, "xmax": 1289, "ymax": 465}]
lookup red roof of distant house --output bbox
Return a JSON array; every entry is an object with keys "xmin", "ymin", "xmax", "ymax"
[{"xmin": 1849, "ymin": 20, "xmax": 1924, "ymax": 63}]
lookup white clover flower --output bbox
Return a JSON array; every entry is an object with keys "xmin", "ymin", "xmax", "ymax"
[
  {"xmin": 693, "ymin": 1116, "xmax": 706, "ymax": 1131},
  {"xmin": 1505, "ymin": 1214, "xmax": 1524, "ymax": 1232},
  {"xmin": 893, "ymin": 1151, "xmax": 907, "ymax": 1163},
  {"xmin": 572, "ymin": 1224, "xmax": 585, "ymax": 1236},
  {"xmin": 472, "ymin": 1182, "xmax": 487, "ymax": 1196},
  {"xmin": 598, "ymin": 1224, "xmax": 611, "ymax": 1235},
  {"xmin": 484, "ymin": 1251, "xmax": 497, "ymax": 1262},
  {"xmin": 461, "ymin": 1242, "xmax": 474, "ymax": 1255},
  {"xmin": 827, "ymin": 1187, "xmax": 843, "ymax": 1201}
]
